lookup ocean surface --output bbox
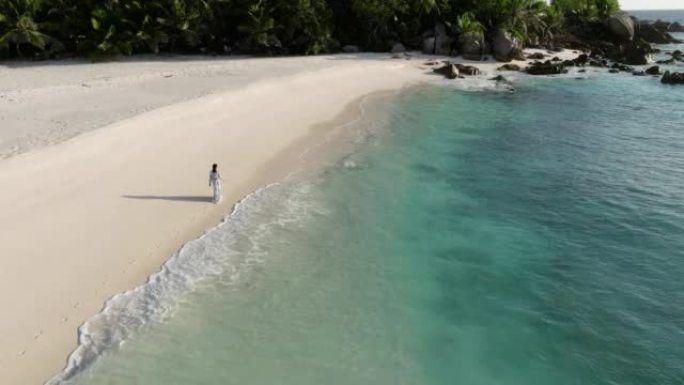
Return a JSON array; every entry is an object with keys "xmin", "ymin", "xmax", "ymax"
[
  {"xmin": 630, "ymin": 9, "xmax": 684, "ymax": 23},
  {"xmin": 56, "ymin": 34, "xmax": 684, "ymax": 385},
  {"xmin": 631, "ymin": 9, "xmax": 684, "ymax": 63}
]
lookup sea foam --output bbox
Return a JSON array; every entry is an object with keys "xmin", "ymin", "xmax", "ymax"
[
  {"xmin": 432, "ymin": 73, "xmax": 522, "ymax": 93},
  {"xmin": 47, "ymin": 181, "xmax": 317, "ymax": 384},
  {"xmin": 47, "ymin": 88, "xmax": 395, "ymax": 385}
]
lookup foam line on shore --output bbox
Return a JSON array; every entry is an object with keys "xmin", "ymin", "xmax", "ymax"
[
  {"xmin": 47, "ymin": 183, "xmax": 290, "ymax": 384},
  {"xmin": 47, "ymin": 84, "xmax": 400, "ymax": 385}
]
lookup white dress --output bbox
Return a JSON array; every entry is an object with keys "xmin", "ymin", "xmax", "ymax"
[{"xmin": 209, "ymin": 170, "xmax": 221, "ymax": 203}]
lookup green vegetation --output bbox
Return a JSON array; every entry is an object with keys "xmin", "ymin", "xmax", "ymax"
[
  {"xmin": 0, "ymin": 0, "xmax": 620, "ymax": 59},
  {"xmin": 553, "ymin": 0, "xmax": 619, "ymax": 20},
  {"xmin": 0, "ymin": 0, "xmax": 53, "ymax": 56}
]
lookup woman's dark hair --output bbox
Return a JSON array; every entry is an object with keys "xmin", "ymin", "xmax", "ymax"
[{"xmin": 212, "ymin": 163, "xmax": 218, "ymax": 172}]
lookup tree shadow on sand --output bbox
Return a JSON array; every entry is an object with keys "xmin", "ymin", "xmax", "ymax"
[{"xmin": 122, "ymin": 195, "xmax": 213, "ymax": 203}]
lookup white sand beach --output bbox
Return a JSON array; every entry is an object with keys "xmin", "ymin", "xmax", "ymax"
[{"xmin": 0, "ymin": 49, "xmax": 579, "ymax": 384}]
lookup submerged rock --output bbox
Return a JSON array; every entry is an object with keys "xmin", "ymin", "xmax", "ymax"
[
  {"xmin": 611, "ymin": 63, "xmax": 634, "ymax": 72},
  {"xmin": 661, "ymin": 71, "xmax": 684, "ymax": 84},
  {"xmin": 645, "ymin": 66, "xmax": 661, "ymax": 75},
  {"xmin": 490, "ymin": 75, "xmax": 516, "ymax": 92}
]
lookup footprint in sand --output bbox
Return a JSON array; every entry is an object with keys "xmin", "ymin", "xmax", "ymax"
[
  {"xmin": 34, "ymin": 330, "xmax": 43, "ymax": 340},
  {"xmin": 61, "ymin": 317, "xmax": 68, "ymax": 323},
  {"xmin": 73, "ymin": 301, "xmax": 80, "ymax": 309}
]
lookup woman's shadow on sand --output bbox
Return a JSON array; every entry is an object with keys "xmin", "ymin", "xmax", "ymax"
[{"xmin": 122, "ymin": 195, "xmax": 213, "ymax": 203}]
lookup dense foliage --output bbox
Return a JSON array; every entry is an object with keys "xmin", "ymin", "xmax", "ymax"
[{"xmin": 0, "ymin": 0, "xmax": 620, "ymax": 59}]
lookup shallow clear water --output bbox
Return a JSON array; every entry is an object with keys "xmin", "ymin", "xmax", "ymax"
[{"xmin": 61, "ymin": 70, "xmax": 684, "ymax": 385}]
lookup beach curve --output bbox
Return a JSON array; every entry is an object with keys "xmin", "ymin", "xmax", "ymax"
[{"xmin": 0, "ymin": 54, "xmax": 426, "ymax": 385}]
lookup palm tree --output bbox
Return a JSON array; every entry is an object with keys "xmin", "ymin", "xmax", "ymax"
[
  {"xmin": 506, "ymin": 0, "xmax": 549, "ymax": 44},
  {"xmin": 540, "ymin": 3, "xmax": 566, "ymax": 44},
  {"xmin": 455, "ymin": 11, "xmax": 485, "ymax": 53},
  {"xmin": 594, "ymin": 0, "xmax": 619, "ymax": 19},
  {"xmin": 456, "ymin": 11, "xmax": 484, "ymax": 36},
  {"xmin": 0, "ymin": 0, "xmax": 53, "ymax": 57},
  {"xmin": 237, "ymin": 0, "xmax": 279, "ymax": 53}
]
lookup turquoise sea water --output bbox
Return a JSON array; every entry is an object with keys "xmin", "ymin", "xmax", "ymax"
[{"xmin": 58, "ymin": 64, "xmax": 684, "ymax": 385}]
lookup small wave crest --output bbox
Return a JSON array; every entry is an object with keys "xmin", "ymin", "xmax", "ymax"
[
  {"xmin": 432, "ymin": 74, "xmax": 519, "ymax": 93},
  {"xmin": 47, "ymin": 181, "xmax": 318, "ymax": 384}
]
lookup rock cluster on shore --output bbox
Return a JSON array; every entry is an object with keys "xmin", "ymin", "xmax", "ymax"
[
  {"xmin": 414, "ymin": 10, "xmax": 681, "ymax": 86},
  {"xmin": 555, "ymin": 12, "xmax": 682, "ymax": 67},
  {"xmin": 649, "ymin": 20, "xmax": 684, "ymax": 33},
  {"xmin": 498, "ymin": 63, "xmax": 522, "ymax": 71},
  {"xmin": 384, "ymin": 10, "xmax": 682, "ymax": 85},
  {"xmin": 526, "ymin": 61, "xmax": 568, "ymax": 75},
  {"xmin": 431, "ymin": 62, "xmax": 482, "ymax": 79}
]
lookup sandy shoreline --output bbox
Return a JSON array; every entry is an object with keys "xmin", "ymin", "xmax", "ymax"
[
  {"xmin": 0, "ymin": 54, "xmax": 429, "ymax": 385},
  {"xmin": 0, "ymin": 50, "xmax": 579, "ymax": 384}
]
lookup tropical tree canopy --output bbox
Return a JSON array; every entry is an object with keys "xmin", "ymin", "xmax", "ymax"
[
  {"xmin": 0, "ymin": 0, "xmax": 620, "ymax": 59},
  {"xmin": 552, "ymin": 0, "xmax": 619, "ymax": 19}
]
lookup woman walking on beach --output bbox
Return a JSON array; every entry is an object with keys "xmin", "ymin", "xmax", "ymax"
[{"xmin": 209, "ymin": 163, "xmax": 221, "ymax": 204}]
